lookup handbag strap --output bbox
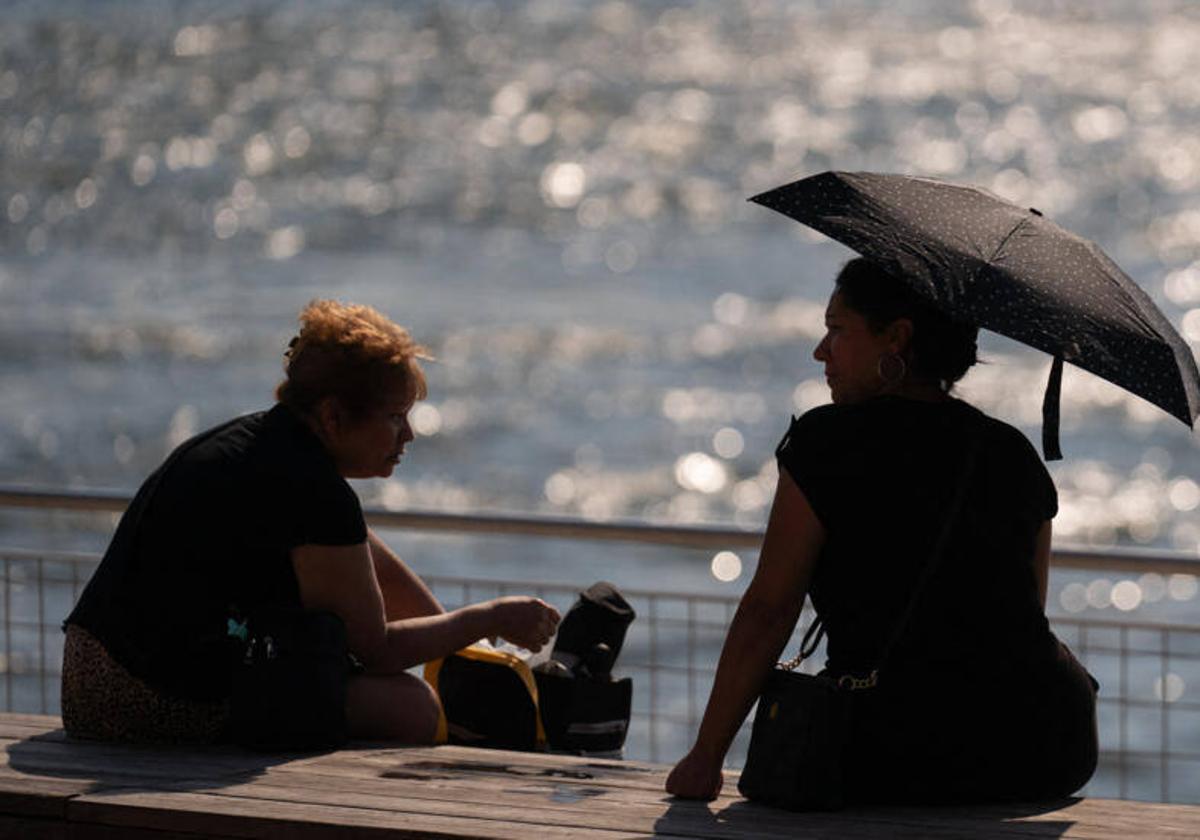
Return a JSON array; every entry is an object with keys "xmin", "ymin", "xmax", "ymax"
[{"xmin": 780, "ymin": 415, "xmax": 984, "ymax": 687}]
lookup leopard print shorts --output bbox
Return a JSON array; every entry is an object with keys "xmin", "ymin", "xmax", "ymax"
[{"xmin": 61, "ymin": 624, "xmax": 229, "ymax": 744}]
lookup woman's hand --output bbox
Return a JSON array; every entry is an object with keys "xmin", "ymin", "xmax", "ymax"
[
  {"xmin": 666, "ymin": 746, "xmax": 724, "ymax": 801},
  {"xmin": 487, "ymin": 596, "xmax": 560, "ymax": 652}
]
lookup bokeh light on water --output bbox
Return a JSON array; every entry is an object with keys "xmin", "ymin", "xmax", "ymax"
[
  {"xmin": 710, "ymin": 550, "xmax": 742, "ymax": 583},
  {"xmin": 2, "ymin": 2, "xmax": 1200, "ymax": 800},
  {"xmin": 0, "ymin": 1, "xmax": 1198, "ymax": 603}
]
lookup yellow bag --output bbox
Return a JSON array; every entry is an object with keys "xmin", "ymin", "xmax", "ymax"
[{"xmin": 423, "ymin": 644, "xmax": 547, "ymax": 750}]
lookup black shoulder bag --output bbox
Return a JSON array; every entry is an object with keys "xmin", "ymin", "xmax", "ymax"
[
  {"xmin": 738, "ymin": 429, "xmax": 982, "ymax": 810},
  {"xmin": 226, "ymin": 605, "xmax": 358, "ymax": 751}
]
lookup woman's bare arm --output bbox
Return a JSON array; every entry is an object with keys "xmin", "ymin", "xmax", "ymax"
[
  {"xmin": 367, "ymin": 529, "xmax": 444, "ymax": 620},
  {"xmin": 291, "ymin": 542, "xmax": 558, "ymax": 674},
  {"xmin": 666, "ymin": 470, "xmax": 826, "ymax": 800},
  {"xmin": 1034, "ymin": 519, "xmax": 1052, "ymax": 609}
]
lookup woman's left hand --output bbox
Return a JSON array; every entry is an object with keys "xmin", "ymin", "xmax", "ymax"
[{"xmin": 665, "ymin": 746, "xmax": 724, "ymax": 801}]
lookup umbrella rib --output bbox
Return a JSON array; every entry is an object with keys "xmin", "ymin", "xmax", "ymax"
[{"xmin": 987, "ymin": 215, "xmax": 1031, "ymax": 264}]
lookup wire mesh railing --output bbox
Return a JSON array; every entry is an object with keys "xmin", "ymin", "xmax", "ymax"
[{"xmin": 1, "ymin": 547, "xmax": 1197, "ymax": 804}]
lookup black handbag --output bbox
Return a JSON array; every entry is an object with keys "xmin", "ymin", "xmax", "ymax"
[
  {"xmin": 738, "ymin": 619, "xmax": 853, "ymax": 809},
  {"xmin": 226, "ymin": 606, "xmax": 356, "ymax": 751},
  {"xmin": 738, "ymin": 429, "xmax": 982, "ymax": 810}
]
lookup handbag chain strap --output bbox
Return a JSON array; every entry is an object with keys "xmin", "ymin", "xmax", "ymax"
[{"xmin": 778, "ymin": 419, "xmax": 984, "ymax": 691}]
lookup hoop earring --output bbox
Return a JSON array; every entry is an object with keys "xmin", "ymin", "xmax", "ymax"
[{"xmin": 877, "ymin": 353, "xmax": 907, "ymax": 386}]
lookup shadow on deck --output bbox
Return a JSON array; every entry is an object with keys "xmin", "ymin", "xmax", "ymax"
[{"xmin": 1, "ymin": 714, "xmax": 1197, "ymax": 839}]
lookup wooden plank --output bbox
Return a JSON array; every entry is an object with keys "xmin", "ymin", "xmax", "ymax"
[
  {"xmin": 0, "ymin": 717, "xmax": 1197, "ymax": 840},
  {"xmin": 65, "ymin": 782, "xmax": 1139, "ymax": 840},
  {"xmin": 0, "ymin": 717, "xmax": 69, "ymax": 742},
  {"xmin": 256, "ymin": 753, "xmax": 1200, "ymax": 840},
  {"xmin": 263, "ymin": 760, "xmax": 763, "ymax": 826},
  {"xmin": 263, "ymin": 763, "xmax": 695, "ymax": 811},
  {"xmin": 1, "ymin": 735, "xmax": 304, "ymax": 783},
  {"xmin": 0, "ymin": 815, "xmax": 239, "ymax": 840},
  {"xmin": 67, "ymin": 788, "xmax": 649, "ymax": 840},
  {"xmin": 281, "ymin": 745, "xmax": 671, "ymax": 795},
  {"xmin": 1009, "ymin": 798, "xmax": 1200, "ymax": 839},
  {"xmin": 273, "ymin": 748, "xmax": 1200, "ymax": 838},
  {"xmin": 0, "ymin": 770, "xmax": 94, "ymax": 819},
  {"xmin": 0, "ymin": 719, "xmax": 101, "ymax": 821},
  {"xmin": 76, "ymin": 770, "xmax": 1155, "ymax": 840},
  {"xmin": 773, "ymin": 798, "xmax": 1200, "ymax": 840},
  {"xmin": 0, "ymin": 713, "xmax": 64, "ymax": 729},
  {"xmin": 140, "ymin": 776, "xmax": 751, "ymax": 839}
]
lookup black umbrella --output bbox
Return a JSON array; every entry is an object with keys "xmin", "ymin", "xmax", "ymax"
[{"xmin": 750, "ymin": 170, "xmax": 1200, "ymax": 459}]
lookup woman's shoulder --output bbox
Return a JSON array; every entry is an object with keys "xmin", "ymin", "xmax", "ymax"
[
  {"xmin": 969, "ymin": 408, "xmax": 1044, "ymax": 460},
  {"xmin": 785, "ymin": 395, "xmax": 965, "ymax": 439},
  {"xmin": 965, "ymin": 407, "xmax": 1058, "ymax": 515},
  {"xmin": 775, "ymin": 401, "xmax": 886, "ymax": 478},
  {"xmin": 784, "ymin": 400, "xmax": 878, "ymax": 436}
]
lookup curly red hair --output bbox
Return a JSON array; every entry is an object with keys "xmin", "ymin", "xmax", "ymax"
[{"xmin": 275, "ymin": 300, "xmax": 430, "ymax": 417}]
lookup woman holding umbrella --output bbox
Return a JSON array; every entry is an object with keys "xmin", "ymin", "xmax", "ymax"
[{"xmin": 666, "ymin": 257, "xmax": 1099, "ymax": 805}]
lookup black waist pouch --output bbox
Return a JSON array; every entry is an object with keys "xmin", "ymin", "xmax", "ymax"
[{"xmin": 227, "ymin": 607, "xmax": 353, "ymax": 752}]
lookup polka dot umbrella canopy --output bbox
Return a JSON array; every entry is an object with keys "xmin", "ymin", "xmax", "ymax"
[{"xmin": 751, "ymin": 170, "xmax": 1200, "ymax": 459}]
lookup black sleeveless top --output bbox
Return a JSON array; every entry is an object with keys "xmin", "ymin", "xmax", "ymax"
[
  {"xmin": 66, "ymin": 404, "xmax": 367, "ymax": 701},
  {"xmin": 776, "ymin": 396, "xmax": 1097, "ymax": 802},
  {"xmin": 775, "ymin": 395, "xmax": 1059, "ymax": 680}
]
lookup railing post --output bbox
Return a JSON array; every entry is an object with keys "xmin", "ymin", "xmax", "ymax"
[
  {"xmin": 37, "ymin": 555, "xmax": 47, "ymax": 715},
  {"xmin": 686, "ymin": 597, "xmax": 696, "ymax": 739},
  {"xmin": 3, "ymin": 556, "xmax": 11, "ymax": 711},
  {"xmin": 1161, "ymin": 627, "xmax": 1170, "ymax": 803},
  {"xmin": 648, "ymin": 594, "xmax": 658, "ymax": 764},
  {"xmin": 1119, "ymin": 624, "xmax": 1128, "ymax": 800}
]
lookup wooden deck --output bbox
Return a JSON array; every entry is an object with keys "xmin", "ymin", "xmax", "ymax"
[{"xmin": 1, "ymin": 715, "xmax": 1197, "ymax": 839}]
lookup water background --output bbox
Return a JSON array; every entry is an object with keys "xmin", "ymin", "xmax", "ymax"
[{"xmin": 1, "ymin": 0, "xmax": 1199, "ymax": 790}]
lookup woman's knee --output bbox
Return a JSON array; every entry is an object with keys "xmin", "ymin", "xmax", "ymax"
[{"xmin": 346, "ymin": 672, "xmax": 442, "ymax": 743}]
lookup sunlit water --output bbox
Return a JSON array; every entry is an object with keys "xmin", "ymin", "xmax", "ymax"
[{"xmin": 1, "ymin": 0, "xmax": 1198, "ymax": 791}]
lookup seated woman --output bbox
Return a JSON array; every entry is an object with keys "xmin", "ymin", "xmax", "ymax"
[
  {"xmin": 667, "ymin": 258, "xmax": 1098, "ymax": 805},
  {"xmin": 62, "ymin": 299, "xmax": 559, "ymax": 745}
]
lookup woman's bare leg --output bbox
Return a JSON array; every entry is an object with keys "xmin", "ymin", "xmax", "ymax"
[{"xmin": 345, "ymin": 672, "xmax": 441, "ymax": 743}]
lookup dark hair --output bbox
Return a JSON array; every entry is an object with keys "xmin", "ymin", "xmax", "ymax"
[{"xmin": 834, "ymin": 258, "xmax": 978, "ymax": 388}]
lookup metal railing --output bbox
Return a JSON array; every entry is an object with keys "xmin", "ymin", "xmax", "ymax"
[
  {"xmin": 1, "ymin": 487, "xmax": 1198, "ymax": 804},
  {"xmin": 4, "ymin": 485, "xmax": 1200, "ymax": 573}
]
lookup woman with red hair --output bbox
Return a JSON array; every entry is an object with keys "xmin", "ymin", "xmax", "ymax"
[{"xmin": 63, "ymin": 300, "xmax": 559, "ymax": 745}]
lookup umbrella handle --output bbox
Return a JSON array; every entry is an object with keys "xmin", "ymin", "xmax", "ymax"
[{"xmin": 1042, "ymin": 356, "xmax": 1064, "ymax": 461}]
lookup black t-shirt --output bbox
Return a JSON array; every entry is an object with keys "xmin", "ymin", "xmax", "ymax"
[
  {"xmin": 775, "ymin": 395, "xmax": 1058, "ymax": 680},
  {"xmin": 66, "ymin": 404, "xmax": 366, "ymax": 701}
]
